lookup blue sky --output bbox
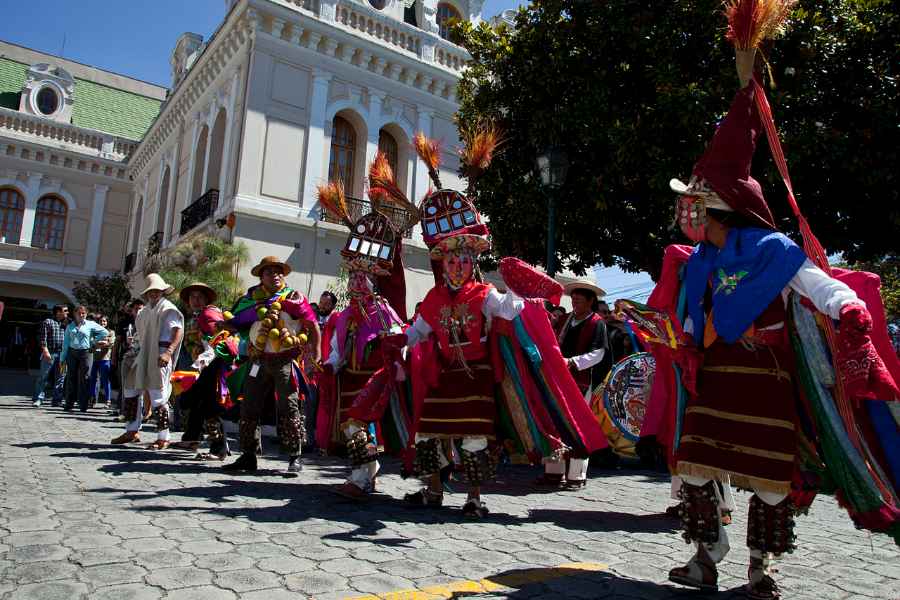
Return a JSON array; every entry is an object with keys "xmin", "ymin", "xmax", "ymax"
[{"xmin": 0, "ymin": 1, "xmax": 527, "ymax": 86}]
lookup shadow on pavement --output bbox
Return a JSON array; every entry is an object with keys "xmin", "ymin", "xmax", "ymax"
[{"xmin": 527, "ymin": 508, "xmax": 679, "ymax": 535}]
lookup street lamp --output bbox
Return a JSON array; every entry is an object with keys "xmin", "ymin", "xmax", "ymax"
[{"xmin": 536, "ymin": 146, "xmax": 569, "ymax": 278}]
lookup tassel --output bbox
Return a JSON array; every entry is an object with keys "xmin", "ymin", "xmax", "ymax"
[
  {"xmin": 414, "ymin": 132, "xmax": 443, "ymax": 189},
  {"xmin": 725, "ymin": 0, "xmax": 796, "ymax": 50},
  {"xmin": 316, "ymin": 181, "xmax": 353, "ymax": 228},
  {"xmin": 459, "ymin": 122, "xmax": 504, "ymax": 194}
]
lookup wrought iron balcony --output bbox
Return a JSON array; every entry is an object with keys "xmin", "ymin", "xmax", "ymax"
[
  {"xmin": 123, "ymin": 252, "xmax": 136, "ymax": 274},
  {"xmin": 147, "ymin": 231, "xmax": 163, "ymax": 256},
  {"xmin": 320, "ymin": 195, "xmax": 413, "ymax": 239},
  {"xmin": 180, "ymin": 188, "xmax": 219, "ymax": 235}
]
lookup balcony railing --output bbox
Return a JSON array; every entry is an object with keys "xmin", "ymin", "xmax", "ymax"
[
  {"xmin": 147, "ymin": 231, "xmax": 164, "ymax": 256},
  {"xmin": 180, "ymin": 189, "xmax": 219, "ymax": 235},
  {"xmin": 320, "ymin": 196, "xmax": 413, "ymax": 238},
  {"xmin": 123, "ymin": 252, "xmax": 137, "ymax": 274}
]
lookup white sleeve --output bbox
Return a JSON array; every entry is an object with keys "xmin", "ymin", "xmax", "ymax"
[
  {"xmin": 571, "ymin": 348, "xmax": 606, "ymax": 371},
  {"xmin": 164, "ymin": 309, "xmax": 184, "ymax": 331},
  {"xmin": 324, "ymin": 331, "xmax": 341, "ymax": 369},
  {"xmin": 483, "ymin": 288, "xmax": 525, "ymax": 320},
  {"xmin": 788, "ymin": 259, "xmax": 862, "ymax": 320},
  {"xmin": 191, "ymin": 340, "xmax": 215, "ymax": 371},
  {"xmin": 404, "ymin": 315, "xmax": 433, "ymax": 347}
]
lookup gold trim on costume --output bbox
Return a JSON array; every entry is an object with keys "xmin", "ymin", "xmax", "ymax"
[
  {"xmin": 680, "ymin": 434, "xmax": 795, "ymax": 462},
  {"xmin": 702, "ymin": 365, "xmax": 791, "ymax": 381},
  {"xmin": 419, "ymin": 417, "xmax": 495, "ymax": 424},
  {"xmin": 676, "ymin": 461, "xmax": 791, "ymax": 496},
  {"xmin": 424, "ymin": 395, "xmax": 494, "ymax": 404},
  {"xmin": 685, "ymin": 406, "xmax": 795, "ymax": 430}
]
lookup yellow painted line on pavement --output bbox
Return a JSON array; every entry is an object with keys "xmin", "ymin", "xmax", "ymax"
[{"xmin": 344, "ymin": 561, "xmax": 609, "ymax": 600}]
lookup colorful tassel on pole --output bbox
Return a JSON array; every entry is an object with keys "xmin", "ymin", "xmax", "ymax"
[
  {"xmin": 413, "ymin": 132, "xmax": 443, "ymax": 190},
  {"xmin": 316, "ymin": 181, "xmax": 353, "ymax": 228}
]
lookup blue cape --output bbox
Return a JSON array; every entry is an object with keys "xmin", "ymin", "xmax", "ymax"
[{"xmin": 685, "ymin": 228, "xmax": 807, "ymax": 345}]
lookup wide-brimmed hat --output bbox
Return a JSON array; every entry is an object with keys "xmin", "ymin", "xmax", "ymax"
[
  {"xmin": 179, "ymin": 282, "xmax": 217, "ymax": 305},
  {"xmin": 142, "ymin": 273, "xmax": 174, "ymax": 297},
  {"xmin": 563, "ymin": 278, "xmax": 606, "ymax": 299},
  {"xmin": 251, "ymin": 256, "xmax": 291, "ymax": 277},
  {"xmin": 429, "ymin": 234, "xmax": 492, "ymax": 259}
]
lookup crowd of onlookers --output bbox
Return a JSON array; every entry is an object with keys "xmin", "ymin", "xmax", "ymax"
[{"xmin": 31, "ymin": 299, "xmax": 144, "ymax": 413}]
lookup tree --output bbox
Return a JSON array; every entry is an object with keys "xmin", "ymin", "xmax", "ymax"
[
  {"xmin": 73, "ymin": 273, "xmax": 133, "ymax": 324},
  {"xmin": 149, "ymin": 234, "xmax": 250, "ymax": 310},
  {"xmin": 842, "ymin": 255, "xmax": 900, "ymax": 317},
  {"xmin": 453, "ymin": 0, "xmax": 899, "ymax": 279}
]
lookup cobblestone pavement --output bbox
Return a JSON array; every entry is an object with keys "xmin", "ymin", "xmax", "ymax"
[{"xmin": 1, "ymin": 372, "xmax": 897, "ymax": 600}]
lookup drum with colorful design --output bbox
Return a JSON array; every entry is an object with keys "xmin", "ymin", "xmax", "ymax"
[{"xmin": 590, "ymin": 352, "xmax": 655, "ymax": 457}]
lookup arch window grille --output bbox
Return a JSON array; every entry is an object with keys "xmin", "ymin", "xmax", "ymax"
[
  {"xmin": 328, "ymin": 116, "xmax": 357, "ymax": 187},
  {"xmin": 32, "ymin": 196, "xmax": 67, "ymax": 250},
  {"xmin": 0, "ymin": 188, "xmax": 24, "ymax": 244},
  {"xmin": 378, "ymin": 129, "xmax": 399, "ymax": 178}
]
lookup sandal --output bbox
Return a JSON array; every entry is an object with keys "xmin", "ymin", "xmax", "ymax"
[
  {"xmin": 332, "ymin": 481, "xmax": 368, "ymax": 501},
  {"xmin": 146, "ymin": 440, "xmax": 170, "ymax": 450},
  {"xmin": 668, "ymin": 550, "xmax": 718, "ymax": 592},
  {"xmin": 404, "ymin": 488, "xmax": 443, "ymax": 508},
  {"xmin": 462, "ymin": 498, "xmax": 489, "ymax": 519},
  {"xmin": 746, "ymin": 558, "xmax": 781, "ymax": 599}
]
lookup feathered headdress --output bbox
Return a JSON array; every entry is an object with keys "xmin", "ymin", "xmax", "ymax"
[
  {"xmin": 459, "ymin": 122, "xmax": 504, "ymax": 195},
  {"xmin": 316, "ymin": 181, "xmax": 352, "ymax": 228},
  {"xmin": 724, "ymin": 0, "xmax": 797, "ymax": 85},
  {"xmin": 367, "ymin": 152, "xmax": 420, "ymax": 223},
  {"xmin": 413, "ymin": 132, "xmax": 442, "ymax": 189}
]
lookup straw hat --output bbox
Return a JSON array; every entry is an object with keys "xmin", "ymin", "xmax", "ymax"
[
  {"xmin": 179, "ymin": 282, "xmax": 218, "ymax": 305},
  {"xmin": 141, "ymin": 273, "xmax": 174, "ymax": 297},
  {"xmin": 563, "ymin": 278, "xmax": 606, "ymax": 299},
  {"xmin": 251, "ymin": 256, "xmax": 291, "ymax": 277}
]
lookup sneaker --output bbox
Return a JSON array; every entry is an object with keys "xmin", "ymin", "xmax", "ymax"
[
  {"xmin": 32, "ymin": 399, "xmax": 42, "ymax": 408},
  {"xmin": 282, "ymin": 456, "xmax": 302, "ymax": 478},
  {"xmin": 462, "ymin": 498, "xmax": 490, "ymax": 518},
  {"xmin": 223, "ymin": 453, "xmax": 258, "ymax": 473}
]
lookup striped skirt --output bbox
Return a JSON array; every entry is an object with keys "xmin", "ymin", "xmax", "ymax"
[{"xmin": 418, "ymin": 360, "xmax": 497, "ymax": 439}]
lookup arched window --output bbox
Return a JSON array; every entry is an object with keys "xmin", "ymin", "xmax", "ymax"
[
  {"xmin": 0, "ymin": 187, "xmax": 25, "ymax": 244},
  {"xmin": 378, "ymin": 129, "xmax": 399, "ymax": 178},
  {"xmin": 436, "ymin": 2, "xmax": 462, "ymax": 40},
  {"xmin": 157, "ymin": 166, "xmax": 171, "ymax": 237},
  {"xmin": 32, "ymin": 196, "xmax": 67, "ymax": 250},
  {"xmin": 328, "ymin": 116, "xmax": 356, "ymax": 188},
  {"xmin": 131, "ymin": 196, "xmax": 144, "ymax": 254},
  {"xmin": 191, "ymin": 124, "xmax": 209, "ymax": 202}
]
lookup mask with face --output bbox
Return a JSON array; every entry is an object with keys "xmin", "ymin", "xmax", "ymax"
[
  {"xmin": 348, "ymin": 270, "xmax": 374, "ymax": 300},
  {"xmin": 676, "ymin": 195, "xmax": 708, "ymax": 243},
  {"xmin": 442, "ymin": 249, "xmax": 475, "ymax": 290}
]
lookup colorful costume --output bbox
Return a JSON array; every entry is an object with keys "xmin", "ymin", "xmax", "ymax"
[
  {"xmin": 222, "ymin": 256, "xmax": 319, "ymax": 476},
  {"xmin": 313, "ymin": 172, "xmax": 410, "ymax": 499},
  {"xmin": 372, "ymin": 130, "xmax": 607, "ymax": 517},
  {"xmin": 651, "ymin": 7, "xmax": 899, "ymax": 597}
]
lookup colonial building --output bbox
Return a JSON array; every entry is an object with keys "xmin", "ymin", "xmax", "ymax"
[
  {"xmin": 126, "ymin": 0, "xmax": 481, "ymax": 312},
  {"xmin": 0, "ymin": 40, "xmax": 165, "ymax": 366}
]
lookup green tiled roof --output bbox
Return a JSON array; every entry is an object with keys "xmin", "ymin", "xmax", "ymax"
[{"xmin": 0, "ymin": 57, "xmax": 162, "ymax": 141}]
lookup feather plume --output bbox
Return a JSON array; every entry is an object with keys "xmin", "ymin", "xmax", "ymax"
[
  {"xmin": 459, "ymin": 123, "xmax": 504, "ymax": 192},
  {"xmin": 725, "ymin": 0, "xmax": 797, "ymax": 50},
  {"xmin": 367, "ymin": 152, "xmax": 421, "ymax": 220},
  {"xmin": 316, "ymin": 181, "xmax": 353, "ymax": 227},
  {"xmin": 413, "ymin": 132, "xmax": 443, "ymax": 189}
]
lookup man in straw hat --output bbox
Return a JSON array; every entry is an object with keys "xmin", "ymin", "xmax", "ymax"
[
  {"xmin": 222, "ymin": 256, "xmax": 319, "ymax": 476},
  {"xmin": 111, "ymin": 273, "xmax": 184, "ymax": 449},
  {"xmin": 169, "ymin": 282, "xmax": 233, "ymax": 460},
  {"xmin": 535, "ymin": 278, "xmax": 614, "ymax": 488}
]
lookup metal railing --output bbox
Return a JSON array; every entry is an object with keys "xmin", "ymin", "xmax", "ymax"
[
  {"xmin": 180, "ymin": 188, "xmax": 219, "ymax": 235},
  {"xmin": 123, "ymin": 252, "xmax": 137, "ymax": 274},
  {"xmin": 320, "ymin": 195, "xmax": 413, "ymax": 238},
  {"xmin": 147, "ymin": 231, "xmax": 164, "ymax": 256}
]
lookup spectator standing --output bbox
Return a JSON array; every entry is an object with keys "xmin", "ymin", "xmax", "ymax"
[
  {"xmin": 61, "ymin": 306, "xmax": 108, "ymax": 412},
  {"xmin": 88, "ymin": 315, "xmax": 115, "ymax": 408},
  {"xmin": 32, "ymin": 304, "xmax": 68, "ymax": 407},
  {"xmin": 317, "ymin": 291, "xmax": 337, "ymax": 329}
]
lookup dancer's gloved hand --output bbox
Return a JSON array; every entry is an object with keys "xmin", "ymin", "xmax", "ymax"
[{"xmin": 836, "ymin": 303, "xmax": 899, "ymax": 402}]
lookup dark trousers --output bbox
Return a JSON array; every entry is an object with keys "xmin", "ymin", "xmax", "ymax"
[
  {"xmin": 65, "ymin": 349, "xmax": 93, "ymax": 411},
  {"xmin": 240, "ymin": 356, "xmax": 305, "ymax": 456}
]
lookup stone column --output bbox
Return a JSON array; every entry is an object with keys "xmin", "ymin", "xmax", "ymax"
[
  {"xmin": 301, "ymin": 69, "xmax": 333, "ymax": 214},
  {"xmin": 365, "ymin": 92, "xmax": 386, "ymax": 183},
  {"xmin": 19, "ymin": 171, "xmax": 44, "ymax": 247},
  {"xmin": 84, "ymin": 184, "xmax": 109, "ymax": 271}
]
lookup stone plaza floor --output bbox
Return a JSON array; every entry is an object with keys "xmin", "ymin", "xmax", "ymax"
[{"xmin": 0, "ymin": 370, "xmax": 897, "ymax": 599}]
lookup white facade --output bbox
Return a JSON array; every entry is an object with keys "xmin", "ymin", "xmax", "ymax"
[{"xmin": 126, "ymin": 0, "xmax": 479, "ymax": 313}]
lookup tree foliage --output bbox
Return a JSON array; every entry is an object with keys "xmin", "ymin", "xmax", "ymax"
[
  {"xmin": 72, "ymin": 273, "xmax": 133, "ymax": 324},
  {"xmin": 843, "ymin": 256, "xmax": 900, "ymax": 317},
  {"xmin": 453, "ymin": 0, "xmax": 899, "ymax": 279},
  {"xmin": 149, "ymin": 234, "xmax": 250, "ymax": 310}
]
